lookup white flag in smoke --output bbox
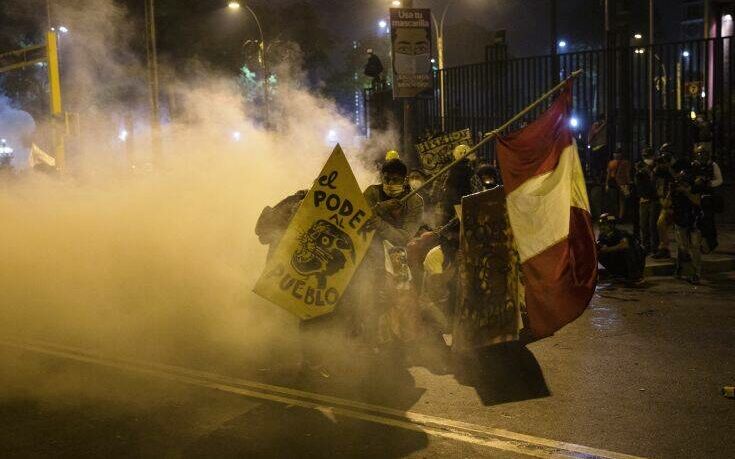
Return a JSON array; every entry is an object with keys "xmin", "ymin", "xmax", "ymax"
[{"xmin": 28, "ymin": 143, "xmax": 56, "ymax": 168}]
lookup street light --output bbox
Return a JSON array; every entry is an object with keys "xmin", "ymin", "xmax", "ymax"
[
  {"xmin": 633, "ymin": 33, "xmax": 643, "ymax": 40},
  {"xmin": 558, "ymin": 40, "xmax": 567, "ymax": 49},
  {"xmin": 227, "ymin": 1, "xmax": 269, "ymax": 125},
  {"xmin": 391, "ymin": 0, "xmax": 401, "ymax": 6},
  {"xmin": 431, "ymin": 0, "xmax": 456, "ymax": 132},
  {"xmin": 682, "ymin": 50, "xmax": 690, "ymax": 58}
]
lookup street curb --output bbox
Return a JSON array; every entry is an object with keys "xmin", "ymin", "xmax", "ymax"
[{"xmin": 644, "ymin": 255, "xmax": 735, "ymax": 277}]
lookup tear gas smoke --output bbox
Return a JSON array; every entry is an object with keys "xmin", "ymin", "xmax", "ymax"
[{"xmin": 0, "ymin": 0, "xmax": 399, "ymax": 384}]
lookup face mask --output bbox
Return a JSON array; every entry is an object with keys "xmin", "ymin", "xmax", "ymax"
[
  {"xmin": 408, "ymin": 179, "xmax": 423, "ymax": 191},
  {"xmin": 383, "ymin": 184, "xmax": 404, "ymax": 197},
  {"xmin": 394, "ymin": 53, "xmax": 431, "ymax": 75}
]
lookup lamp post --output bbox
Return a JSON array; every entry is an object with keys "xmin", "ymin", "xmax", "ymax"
[
  {"xmin": 432, "ymin": 0, "xmax": 455, "ymax": 132},
  {"xmin": 228, "ymin": 1, "xmax": 269, "ymax": 126}
]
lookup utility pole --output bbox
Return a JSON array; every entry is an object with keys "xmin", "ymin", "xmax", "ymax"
[
  {"xmin": 402, "ymin": 0, "xmax": 414, "ymax": 163},
  {"xmin": 144, "ymin": 0, "xmax": 161, "ymax": 166},
  {"xmin": 433, "ymin": 1, "xmax": 454, "ymax": 132},
  {"xmin": 47, "ymin": 31, "xmax": 64, "ymax": 170}
]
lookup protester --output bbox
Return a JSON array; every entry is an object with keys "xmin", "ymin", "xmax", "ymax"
[
  {"xmin": 671, "ymin": 169, "xmax": 703, "ymax": 284},
  {"xmin": 255, "ymin": 190, "xmax": 308, "ymax": 259},
  {"xmin": 407, "ymin": 168, "xmax": 431, "ymax": 226},
  {"xmin": 359, "ymin": 158, "xmax": 424, "ymax": 347},
  {"xmin": 691, "ymin": 144, "xmax": 723, "ymax": 253},
  {"xmin": 437, "ymin": 144, "xmax": 479, "ymax": 225},
  {"xmin": 652, "ymin": 144, "xmax": 675, "ymax": 259},
  {"xmin": 605, "ymin": 147, "xmax": 631, "ymax": 220},
  {"xmin": 635, "ymin": 147, "xmax": 660, "ymax": 255},
  {"xmin": 588, "ymin": 113, "xmax": 608, "ymax": 182},
  {"xmin": 596, "ymin": 213, "xmax": 645, "ymax": 283},
  {"xmin": 257, "ymin": 190, "xmax": 337, "ymax": 377}
]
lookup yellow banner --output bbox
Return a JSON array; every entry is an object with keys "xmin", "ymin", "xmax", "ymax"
[{"xmin": 253, "ymin": 145, "xmax": 375, "ymax": 320}]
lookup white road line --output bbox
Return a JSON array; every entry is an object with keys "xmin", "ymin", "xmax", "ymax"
[{"xmin": 0, "ymin": 337, "xmax": 647, "ymax": 459}]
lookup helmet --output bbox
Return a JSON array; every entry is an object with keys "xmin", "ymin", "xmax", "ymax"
[
  {"xmin": 598, "ymin": 213, "xmax": 617, "ymax": 226},
  {"xmin": 475, "ymin": 163, "xmax": 499, "ymax": 186},
  {"xmin": 452, "ymin": 144, "xmax": 473, "ymax": 161},
  {"xmin": 659, "ymin": 142, "xmax": 672, "ymax": 154},
  {"xmin": 385, "ymin": 150, "xmax": 400, "ymax": 161}
]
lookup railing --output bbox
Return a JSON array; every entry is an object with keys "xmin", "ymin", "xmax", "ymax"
[{"xmin": 366, "ymin": 36, "xmax": 734, "ymax": 176}]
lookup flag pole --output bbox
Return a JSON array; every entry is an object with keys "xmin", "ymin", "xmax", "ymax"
[{"xmin": 400, "ymin": 69, "xmax": 583, "ymax": 204}]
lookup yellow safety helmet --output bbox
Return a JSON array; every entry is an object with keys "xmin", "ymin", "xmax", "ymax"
[
  {"xmin": 386, "ymin": 150, "xmax": 400, "ymax": 161},
  {"xmin": 452, "ymin": 144, "xmax": 474, "ymax": 161}
]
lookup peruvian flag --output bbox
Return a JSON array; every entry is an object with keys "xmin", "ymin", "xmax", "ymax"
[{"xmin": 497, "ymin": 82, "xmax": 597, "ymax": 339}]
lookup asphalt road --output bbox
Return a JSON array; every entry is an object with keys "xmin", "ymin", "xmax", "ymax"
[{"xmin": 2, "ymin": 273, "xmax": 734, "ymax": 458}]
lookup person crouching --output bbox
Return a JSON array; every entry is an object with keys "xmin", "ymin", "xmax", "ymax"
[{"xmin": 597, "ymin": 213, "xmax": 645, "ymax": 284}]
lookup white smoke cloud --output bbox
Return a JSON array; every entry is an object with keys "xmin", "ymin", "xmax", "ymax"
[{"xmin": 0, "ymin": 0, "xmax": 398, "ymax": 376}]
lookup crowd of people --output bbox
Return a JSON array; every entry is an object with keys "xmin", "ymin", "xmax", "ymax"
[
  {"xmin": 597, "ymin": 141, "xmax": 723, "ymax": 285},
  {"xmin": 256, "ymin": 129, "xmax": 726, "ymax": 376},
  {"xmin": 256, "ymin": 144, "xmax": 503, "ymax": 376}
]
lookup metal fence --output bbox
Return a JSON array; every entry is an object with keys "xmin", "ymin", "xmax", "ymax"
[{"xmin": 367, "ymin": 36, "xmax": 735, "ymax": 176}]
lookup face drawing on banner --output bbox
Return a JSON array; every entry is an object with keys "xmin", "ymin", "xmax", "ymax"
[
  {"xmin": 291, "ymin": 220, "xmax": 356, "ymax": 289},
  {"xmin": 394, "ymin": 27, "xmax": 431, "ymax": 75}
]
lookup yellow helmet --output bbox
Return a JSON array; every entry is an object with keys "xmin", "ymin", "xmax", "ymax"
[
  {"xmin": 386, "ymin": 150, "xmax": 400, "ymax": 161},
  {"xmin": 452, "ymin": 144, "xmax": 474, "ymax": 161}
]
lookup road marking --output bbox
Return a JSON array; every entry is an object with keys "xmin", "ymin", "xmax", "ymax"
[{"xmin": 0, "ymin": 337, "xmax": 646, "ymax": 459}]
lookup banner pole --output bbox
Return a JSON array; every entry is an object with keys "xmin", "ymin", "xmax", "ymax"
[{"xmin": 399, "ymin": 69, "xmax": 583, "ymax": 204}]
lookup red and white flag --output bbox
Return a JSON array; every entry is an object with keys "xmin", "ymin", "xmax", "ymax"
[{"xmin": 497, "ymin": 82, "xmax": 597, "ymax": 338}]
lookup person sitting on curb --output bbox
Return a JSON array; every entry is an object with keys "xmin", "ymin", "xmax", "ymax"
[{"xmin": 597, "ymin": 213, "xmax": 645, "ymax": 284}]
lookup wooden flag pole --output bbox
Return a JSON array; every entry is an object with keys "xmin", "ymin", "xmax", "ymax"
[{"xmin": 399, "ymin": 69, "xmax": 584, "ymax": 204}]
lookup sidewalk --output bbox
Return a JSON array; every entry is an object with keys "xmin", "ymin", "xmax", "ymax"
[{"xmin": 643, "ymin": 223, "xmax": 735, "ymax": 276}]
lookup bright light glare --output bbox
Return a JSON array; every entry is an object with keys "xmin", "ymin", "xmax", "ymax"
[
  {"xmin": 635, "ymin": 48, "xmax": 646, "ymax": 54},
  {"xmin": 701, "ymin": 91, "xmax": 706, "ymax": 99},
  {"xmin": 378, "ymin": 20, "xmax": 387, "ymax": 29},
  {"xmin": 392, "ymin": 1, "xmax": 401, "ymax": 6},
  {"xmin": 327, "ymin": 129, "xmax": 338, "ymax": 143},
  {"xmin": 228, "ymin": 1, "xmax": 241, "ymax": 10},
  {"xmin": 724, "ymin": 14, "xmax": 733, "ymax": 22},
  {"xmin": 633, "ymin": 33, "xmax": 643, "ymax": 40},
  {"xmin": 690, "ymin": 110, "xmax": 697, "ymax": 120},
  {"xmin": 682, "ymin": 50, "xmax": 690, "ymax": 58},
  {"xmin": 232, "ymin": 131, "xmax": 242, "ymax": 141},
  {"xmin": 569, "ymin": 117, "xmax": 579, "ymax": 129},
  {"xmin": 59, "ymin": 26, "xmax": 69, "ymax": 33},
  {"xmin": 118, "ymin": 129, "xmax": 128, "ymax": 142},
  {"xmin": 558, "ymin": 40, "xmax": 567, "ymax": 48}
]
